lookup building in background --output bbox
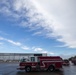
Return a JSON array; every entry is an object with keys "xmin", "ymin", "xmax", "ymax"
[{"xmin": 0, "ymin": 53, "xmax": 47, "ymax": 62}]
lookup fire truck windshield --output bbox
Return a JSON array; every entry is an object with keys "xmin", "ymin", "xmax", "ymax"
[
  {"xmin": 20, "ymin": 58, "xmax": 29, "ymax": 62},
  {"xmin": 20, "ymin": 59, "xmax": 26, "ymax": 62}
]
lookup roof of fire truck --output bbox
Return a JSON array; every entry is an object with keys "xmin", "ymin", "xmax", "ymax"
[{"xmin": 38, "ymin": 56, "xmax": 62, "ymax": 60}]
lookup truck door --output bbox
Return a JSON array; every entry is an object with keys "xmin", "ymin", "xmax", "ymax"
[{"xmin": 36, "ymin": 57, "xmax": 41, "ymax": 70}]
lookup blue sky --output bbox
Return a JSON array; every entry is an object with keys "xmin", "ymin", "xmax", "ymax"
[{"xmin": 0, "ymin": 0, "xmax": 76, "ymax": 58}]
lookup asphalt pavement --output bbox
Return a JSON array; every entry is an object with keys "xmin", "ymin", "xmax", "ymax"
[{"xmin": 0, "ymin": 62, "xmax": 76, "ymax": 75}]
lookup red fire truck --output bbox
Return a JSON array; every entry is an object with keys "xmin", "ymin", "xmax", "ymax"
[{"xmin": 17, "ymin": 56, "xmax": 63, "ymax": 72}]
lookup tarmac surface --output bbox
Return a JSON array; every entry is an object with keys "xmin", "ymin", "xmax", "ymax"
[{"xmin": 0, "ymin": 62, "xmax": 76, "ymax": 75}]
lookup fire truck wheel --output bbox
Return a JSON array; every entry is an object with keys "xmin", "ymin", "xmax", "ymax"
[
  {"xmin": 25, "ymin": 66, "xmax": 31, "ymax": 72},
  {"xmin": 48, "ymin": 65, "xmax": 55, "ymax": 72}
]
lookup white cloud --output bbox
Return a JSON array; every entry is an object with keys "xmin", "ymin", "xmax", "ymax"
[
  {"xmin": 0, "ymin": 37, "xmax": 4, "ymax": 40},
  {"xmin": 41, "ymin": 51, "xmax": 55, "ymax": 55},
  {"xmin": 0, "ymin": 42, "xmax": 3, "ymax": 45},
  {"xmin": 41, "ymin": 51, "xmax": 48, "ymax": 53},
  {"xmin": 60, "ymin": 54, "xmax": 76, "ymax": 59},
  {"xmin": 34, "ymin": 48, "xmax": 43, "ymax": 52},
  {"xmin": 31, "ymin": 0, "xmax": 76, "ymax": 48},
  {"xmin": 0, "ymin": 36, "xmax": 30, "ymax": 51},
  {"xmin": 32, "ymin": 47, "xmax": 54, "ymax": 55},
  {"xmin": 0, "ymin": 0, "xmax": 76, "ymax": 48},
  {"xmin": 32, "ymin": 31, "xmax": 42, "ymax": 36},
  {"xmin": 55, "ymin": 45, "xmax": 68, "ymax": 48},
  {"xmin": 49, "ymin": 52, "xmax": 55, "ymax": 55},
  {"xmin": 0, "ymin": 36, "xmax": 54, "ymax": 55},
  {"xmin": 21, "ymin": 46, "xmax": 30, "ymax": 50},
  {"xmin": 0, "ymin": 37, "xmax": 21, "ymax": 46},
  {"xmin": 6, "ymin": 39, "xmax": 21, "ymax": 46}
]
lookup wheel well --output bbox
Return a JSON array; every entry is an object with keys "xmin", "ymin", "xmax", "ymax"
[
  {"xmin": 25, "ymin": 65, "xmax": 32, "ymax": 72},
  {"xmin": 25, "ymin": 65, "xmax": 31, "ymax": 69},
  {"xmin": 48, "ymin": 65, "xmax": 55, "ymax": 69},
  {"xmin": 47, "ymin": 65, "xmax": 55, "ymax": 72}
]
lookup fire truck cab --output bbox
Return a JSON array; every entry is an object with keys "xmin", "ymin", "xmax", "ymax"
[{"xmin": 17, "ymin": 56, "xmax": 63, "ymax": 72}]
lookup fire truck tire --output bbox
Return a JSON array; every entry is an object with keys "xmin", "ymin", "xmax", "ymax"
[
  {"xmin": 48, "ymin": 65, "xmax": 55, "ymax": 72},
  {"xmin": 25, "ymin": 66, "xmax": 31, "ymax": 72}
]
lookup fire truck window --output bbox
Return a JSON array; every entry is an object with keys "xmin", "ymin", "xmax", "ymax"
[
  {"xmin": 31, "ymin": 57, "xmax": 35, "ymax": 62},
  {"xmin": 20, "ymin": 59, "xmax": 26, "ymax": 62}
]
